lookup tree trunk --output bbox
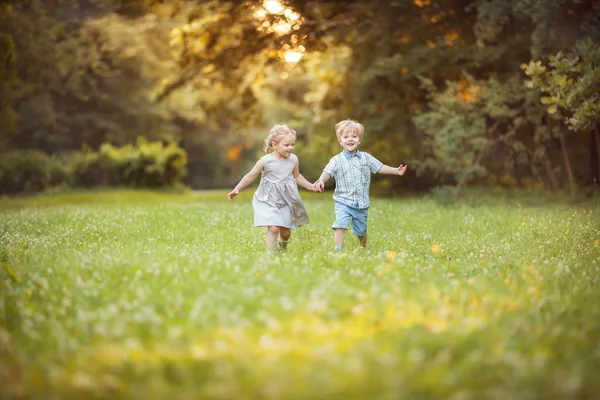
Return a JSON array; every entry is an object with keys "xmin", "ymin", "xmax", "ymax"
[
  {"xmin": 559, "ymin": 134, "xmax": 576, "ymax": 189},
  {"xmin": 593, "ymin": 127, "xmax": 600, "ymax": 187},
  {"xmin": 543, "ymin": 159, "xmax": 560, "ymax": 190}
]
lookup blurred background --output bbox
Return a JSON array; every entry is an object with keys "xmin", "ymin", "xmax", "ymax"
[{"xmin": 0, "ymin": 0, "xmax": 598, "ymax": 196}]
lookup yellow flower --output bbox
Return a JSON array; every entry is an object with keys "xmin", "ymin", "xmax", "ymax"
[
  {"xmin": 386, "ymin": 251, "xmax": 397, "ymax": 261},
  {"xmin": 521, "ymin": 222, "xmax": 526, "ymax": 227},
  {"xmin": 594, "ymin": 240, "xmax": 599, "ymax": 246},
  {"xmin": 26, "ymin": 289, "xmax": 32, "ymax": 296},
  {"xmin": 504, "ymin": 278, "xmax": 510, "ymax": 285},
  {"xmin": 255, "ymin": 271, "xmax": 260, "ymax": 277},
  {"xmin": 431, "ymin": 243, "xmax": 440, "ymax": 254}
]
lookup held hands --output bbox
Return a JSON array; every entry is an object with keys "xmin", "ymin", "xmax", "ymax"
[
  {"xmin": 313, "ymin": 179, "xmax": 325, "ymax": 192},
  {"xmin": 227, "ymin": 189, "xmax": 239, "ymax": 202},
  {"xmin": 397, "ymin": 164, "xmax": 408, "ymax": 176}
]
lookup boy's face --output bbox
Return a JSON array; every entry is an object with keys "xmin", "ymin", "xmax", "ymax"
[{"xmin": 338, "ymin": 131, "xmax": 362, "ymax": 154}]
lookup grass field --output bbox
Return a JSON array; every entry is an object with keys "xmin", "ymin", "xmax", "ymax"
[{"xmin": 1, "ymin": 189, "xmax": 599, "ymax": 399}]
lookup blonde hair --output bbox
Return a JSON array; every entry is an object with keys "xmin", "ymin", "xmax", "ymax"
[
  {"xmin": 263, "ymin": 123, "xmax": 296, "ymax": 153},
  {"xmin": 335, "ymin": 119, "xmax": 364, "ymax": 141}
]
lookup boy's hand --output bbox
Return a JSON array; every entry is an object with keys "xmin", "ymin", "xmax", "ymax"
[
  {"xmin": 397, "ymin": 164, "xmax": 408, "ymax": 176},
  {"xmin": 227, "ymin": 189, "xmax": 239, "ymax": 202}
]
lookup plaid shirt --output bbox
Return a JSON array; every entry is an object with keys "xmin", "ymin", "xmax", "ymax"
[{"xmin": 323, "ymin": 150, "xmax": 383, "ymax": 209}]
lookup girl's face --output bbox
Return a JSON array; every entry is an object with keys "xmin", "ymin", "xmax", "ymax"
[
  {"xmin": 272, "ymin": 134, "xmax": 296, "ymax": 158},
  {"xmin": 338, "ymin": 131, "xmax": 361, "ymax": 154}
]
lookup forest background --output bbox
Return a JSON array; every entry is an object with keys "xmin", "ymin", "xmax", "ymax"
[{"xmin": 1, "ymin": 0, "xmax": 599, "ymax": 196}]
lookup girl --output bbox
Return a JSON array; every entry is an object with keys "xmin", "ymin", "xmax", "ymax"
[{"xmin": 227, "ymin": 124, "xmax": 315, "ymax": 253}]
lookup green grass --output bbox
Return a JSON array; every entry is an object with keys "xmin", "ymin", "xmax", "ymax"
[{"xmin": 1, "ymin": 189, "xmax": 599, "ymax": 399}]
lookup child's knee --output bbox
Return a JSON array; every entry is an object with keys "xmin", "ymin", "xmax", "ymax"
[
  {"xmin": 268, "ymin": 226, "xmax": 280, "ymax": 235},
  {"xmin": 280, "ymin": 228, "xmax": 291, "ymax": 239}
]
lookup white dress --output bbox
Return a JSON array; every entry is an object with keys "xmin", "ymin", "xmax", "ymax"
[{"xmin": 252, "ymin": 153, "xmax": 309, "ymax": 228}]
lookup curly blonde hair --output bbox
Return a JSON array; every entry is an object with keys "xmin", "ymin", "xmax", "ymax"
[{"xmin": 263, "ymin": 123, "xmax": 297, "ymax": 153}]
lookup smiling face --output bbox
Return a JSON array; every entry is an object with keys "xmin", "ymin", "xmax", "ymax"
[
  {"xmin": 272, "ymin": 133, "xmax": 296, "ymax": 158},
  {"xmin": 338, "ymin": 131, "xmax": 362, "ymax": 154},
  {"xmin": 335, "ymin": 119, "xmax": 364, "ymax": 155}
]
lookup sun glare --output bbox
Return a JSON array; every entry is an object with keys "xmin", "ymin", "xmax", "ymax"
[
  {"xmin": 284, "ymin": 8, "xmax": 299, "ymax": 20},
  {"xmin": 254, "ymin": 1, "xmax": 307, "ymax": 63},
  {"xmin": 284, "ymin": 50, "xmax": 303, "ymax": 63},
  {"xmin": 263, "ymin": 0, "xmax": 284, "ymax": 14},
  {"xmin": 254, "ymin": 8, "xmax": 267, "ymax": 19}
]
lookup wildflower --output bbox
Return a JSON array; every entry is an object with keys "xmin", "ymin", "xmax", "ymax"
[
  {"xmin": 431, "ymin": 244, "xmax": 440, "ymax": 254},
  {"xmin": 594, "ymin": 240, "xmax": 599, "ymax": 246},
  {"xmin": 386, "ymin": 251, "xmax": 397, "ymax": 261},
  {"xmin": 521, "ymin": 222, "xmax": 526, "ymax": 227},
  {"xmin": 26, "ymin": 289, "xmax": 32, "ymax": 296},
  {"xmin": 504, "ymin": 278, "xmax": 510, "ymax": 285}
]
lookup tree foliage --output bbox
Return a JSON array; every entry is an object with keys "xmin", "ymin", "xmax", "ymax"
[
  {"xmin": 0, "ymin": 0, "xmax": 597, "ymax": 192},
  {"xmin": 523, "ymin": 39, "xmax": 600, "ymax": 133}
]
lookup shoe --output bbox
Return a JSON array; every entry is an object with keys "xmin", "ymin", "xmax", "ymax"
[{"xmin": 334, "ymin": 245, "xmax": 343, "ymax": 252}]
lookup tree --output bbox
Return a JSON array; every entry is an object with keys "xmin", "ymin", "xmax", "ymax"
[
  {"xmin": 523, "ymin": 39, "xmax": 600, "ymax": 186},
  {"xmin": 0, "ymin": 1, "xmax": 19, "ymax": 150}
]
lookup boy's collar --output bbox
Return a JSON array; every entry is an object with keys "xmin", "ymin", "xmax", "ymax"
[{"xmin": 342, "ymin": 149, "xmax": 361, "ymax": 159}]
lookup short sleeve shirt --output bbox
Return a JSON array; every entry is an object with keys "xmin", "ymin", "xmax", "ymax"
[{"xmin": 323, "ymin": 150, "xmax": 383, "ymax": 209}]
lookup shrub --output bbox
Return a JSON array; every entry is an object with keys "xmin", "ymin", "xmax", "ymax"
[
  {"xmin": 67, "ymin": 147, "xmax": 117, "ymax": 187},
  {"xmin": 0, "ymin": 150, "xmax": 66, "ymax": 195},
  {"xmin": 68, "ymin": 139, "xmax": 187, "ymax": 189}
]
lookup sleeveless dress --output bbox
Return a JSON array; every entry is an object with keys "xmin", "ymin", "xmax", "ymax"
[{"xmin": 253, "ymin": 153, "xmax": 309, "ymax": 228}]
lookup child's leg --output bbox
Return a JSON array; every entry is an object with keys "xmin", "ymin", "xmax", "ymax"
[
  {"xmin": 266, "ymin": 226, "xmax": 280, "ymax": 253},
  {"xmin": 334, "ymin": 228, "xmax": 346, "ymax": 250},
  {"xmin": 279, "ymin": 227, "xmax": 291, "ymax": 249},
  {"xmin": 357, "ymin": 235, "xmax": 368, "ymax": 247},
  {"xmin": 334, "ymin": 228, "xmax": 346, "ymax": 246},
  {"xmin": 332, "ymin": 202, "xmax": 351, "ymax": 251},
  {"xmin": 352, "ymin": 208, "xmax": 369, "ymax": 248}
]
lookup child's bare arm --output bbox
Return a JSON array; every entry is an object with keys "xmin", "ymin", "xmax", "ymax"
[
  {"xmin": 228, "ymin": 159, "xmax": 265, "ymax": 201},
  {"xmin": 293, "ymin": 162, "xmax": 317, "ymax": 192},
  {"xmin": 378, "ymin": 164, "xmax": 408, "ymax": 176},
  {"xmin": 314, "ymin": 171, "xmax": 331, "ymax": 192}
]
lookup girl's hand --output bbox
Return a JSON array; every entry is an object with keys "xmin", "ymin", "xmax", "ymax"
[
  {"xmin": 397, "ymin": 164, "xmax": 408, "ymax": 176},
  {"xmin": 314, "ymin": 180, "xmax": 324, "ymax": 192},
  {"xmin": 227, "ymin": 189, "xmax": 239, "ymax": 202}
]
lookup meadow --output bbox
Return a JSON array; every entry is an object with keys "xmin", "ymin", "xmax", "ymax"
[{"xmin": 1, "ymin": 189, "xmax": 599, "ymax": 399}]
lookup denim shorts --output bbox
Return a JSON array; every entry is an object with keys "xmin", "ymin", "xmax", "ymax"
[{"xmin": 332, "ymin": 202, "xmax": 369, "ymax": 237}]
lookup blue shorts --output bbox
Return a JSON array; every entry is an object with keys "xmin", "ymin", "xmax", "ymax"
[{"xmin": 332, "ymin": 202, "xmax": 369, "ymax": 237}]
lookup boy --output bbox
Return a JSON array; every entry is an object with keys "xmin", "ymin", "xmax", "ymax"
[{"xmin": 314, "ymin": 119, "xmax": 407, "ymax": 252}]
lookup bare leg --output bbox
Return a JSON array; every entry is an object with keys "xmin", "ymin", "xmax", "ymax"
[
  {"xmin": 279, "ymin": 227, "xmax": 291, "ymax": 249},
  {"xmin": 334, "ymin": 228, "xmax": 346, "ymax": 250},
  {"xmin": 358, "ymin": 234, "xmax": 368, "ymax": 248},
  {"xmin": 266, "ymin": 226, "xmax": 280, "ymax": 253}
]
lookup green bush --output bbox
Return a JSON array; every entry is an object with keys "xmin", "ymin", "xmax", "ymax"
[
  {"xmin": 1, "ymin": 140, "xmax": 187, "ymax": 195},
  {"xmin": 68, "ymin": 139, "xmax": 187, "ymax": 188},
  {"xmin": 0, "ymin": 150, "xmax": 66, "ymax": 195},
  {"xmin": 67, "ymin": 147, "xmax": 117, "ymax": 187}
]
